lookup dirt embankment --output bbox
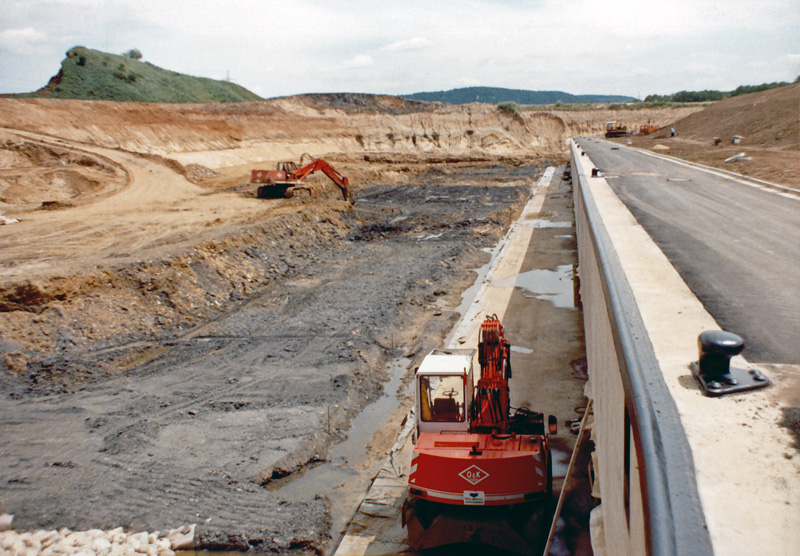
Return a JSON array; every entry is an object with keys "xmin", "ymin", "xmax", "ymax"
[{"xmin": 0, "ymin": 97, "xmax": 697, "ymax": 167}]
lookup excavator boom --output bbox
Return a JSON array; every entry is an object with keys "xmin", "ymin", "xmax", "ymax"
[{"xmin": 289, "ymin": 159, "xmax": 350, "ymax": 201}]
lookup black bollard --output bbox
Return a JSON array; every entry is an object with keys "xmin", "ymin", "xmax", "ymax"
[{"xmin": 690, "ymin": 330, "xmax": 770, "ymax": 397}]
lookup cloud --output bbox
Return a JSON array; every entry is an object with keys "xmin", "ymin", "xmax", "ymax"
[
  {"xmin": 456, "ymin": 77, "xmax": 481, "ymax": 87},
  {"xmin": 0, "ymin": 27, "xmax": 50, "ymax": 55},
  {"xmin": 381, "ymin": 37, "xmax": 433, "ymax": 53},
  {"xmin": 342, "ymin": 54, "xmax": 373, "ymax": 68},
  {"xmin": 787, "ymin": 54, "xmax": 800, "ymax": 75}
]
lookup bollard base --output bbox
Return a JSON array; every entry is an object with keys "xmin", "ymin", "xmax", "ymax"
[{"xmin": 689, "ymin": 362, "xmax": 770, "ymax": 397}]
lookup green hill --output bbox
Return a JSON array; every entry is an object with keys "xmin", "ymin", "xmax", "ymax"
[
  {"xmin": 401, "ymin": 86, "xmax": 637, "ymax": 105},
  {"xmin": 24, "ymin": 46, "xmax": 262, "ymax": 103}
]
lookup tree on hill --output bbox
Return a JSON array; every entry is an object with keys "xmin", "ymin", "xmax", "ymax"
[{"xmin": 123, "ymin": 49, "xmax": 142, "ymax": 60}]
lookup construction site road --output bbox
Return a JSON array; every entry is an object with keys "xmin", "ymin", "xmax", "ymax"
[
  {"xmin": 0, "ymin": 163, "xmax": 556, "ymax": 554},
  {"xmin": 575, "ymin": 138, "xmax": 800, "ymax": 366}
]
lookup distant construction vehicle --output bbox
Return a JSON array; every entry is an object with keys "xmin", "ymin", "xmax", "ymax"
[
  {"xmin": 402, "ymin": 315, "xmax": 557, "ymax": 553},
  {"xmin": 638, "ymin": 123, "xmax": 660, "ymax": 135},
  {"xmin": 604, "ymin": 121, "xmax": 629, "ymax": 138},
  {"xmin": 250, "ymin": 157, "xmax": 351, "ymax": 202}
]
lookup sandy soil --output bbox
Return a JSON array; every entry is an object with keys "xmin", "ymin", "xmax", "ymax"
[{"xmin": 0, "ymin": 90, "xmax": 791, "ymax": 553}]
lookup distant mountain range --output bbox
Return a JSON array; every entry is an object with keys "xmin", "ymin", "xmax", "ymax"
[{"xmin": 401, "ymin": 86, "xmax": 637, "ymax": 105}]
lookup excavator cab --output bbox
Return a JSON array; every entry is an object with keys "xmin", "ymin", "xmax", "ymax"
[
  {"xmin": 420, "ymin": 375, "xmax": 465, "ymax": 423},
  {"xmin": 414, "ymin": 349, "xmax": 475, "ymax": 437}
]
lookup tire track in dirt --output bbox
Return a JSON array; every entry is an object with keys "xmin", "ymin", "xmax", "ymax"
[{"xmin": 0, "ymin": 128, "xmax": 272, "ymax": 280}]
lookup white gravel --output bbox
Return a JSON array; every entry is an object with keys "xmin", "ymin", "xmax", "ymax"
[{"xmin": 0, "ymin": 520, "xmax": 195, "ymax": 556}]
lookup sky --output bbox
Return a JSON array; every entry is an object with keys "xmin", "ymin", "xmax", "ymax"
[{"xmin": 1, "ymin": 0, "xmax": 798, "ymax": 99}]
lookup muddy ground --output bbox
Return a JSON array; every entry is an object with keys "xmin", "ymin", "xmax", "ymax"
[{"xmin": 0, "ymin": 162, "xmax": 554, "ymax": 553}]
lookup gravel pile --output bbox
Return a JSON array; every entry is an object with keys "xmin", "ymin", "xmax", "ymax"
[{"xmin": 0, "ymin": 521, "xmax": 194, "ymax": 556}]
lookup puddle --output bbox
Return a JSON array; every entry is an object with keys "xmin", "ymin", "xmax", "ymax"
[
  {"xmin": 493, "ymin": 264, "xmax": 575, "ymax": 309},
  {"xmin": 419, "ymin": 232, "xmax": 443, "ymax": 240},
  {"xmin": 266, "ymin": 461, "xmax": 357, "ymax": 499},
  {"xmin": 328, "ymin": 357, "xmax": 410, "ymax": 467},
  {"xmin": 547, "ymin": 516, "xmax": 571, "ymax": 556},
  {"xmin": 511, "ymin": 345, "xmax": 533, "ymax": 354},
  {"xmin": 523, "ymin": 218, "xmax": 573, "ymax": 229},
  {"xmin": 269, "ymin": 357, "xmax": 411, "ymax": 519}
]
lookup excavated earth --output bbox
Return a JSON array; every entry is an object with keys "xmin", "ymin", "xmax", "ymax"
[
  {"xmin": 0, "ymin": 95, "xmax": 749, "ymax": 553},
  {"xmin": 0, "ymin": 178, "xmax": 535, "ymax": 553}
]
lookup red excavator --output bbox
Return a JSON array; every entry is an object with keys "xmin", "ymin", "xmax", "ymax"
[
  {"xmin": 250, "ymin": 157, "xmax": 351, "ymax": 202},
  {"xmin": 402, "ymin": 315, "xmax": 557, "ymax": 553},
  {"xmin": 638, "ymin": 122, "xmax": 660, "ymax": 135}
]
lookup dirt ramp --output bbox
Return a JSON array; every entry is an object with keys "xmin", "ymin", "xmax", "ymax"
[
  {"xmin": 657, "ymin": 83, "xmax": 800, "ymax": 148},
  {"xmin": 0, "ymin": 130, "xmax": 128, "ymax": 211}
]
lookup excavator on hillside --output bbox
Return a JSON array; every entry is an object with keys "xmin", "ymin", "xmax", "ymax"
[
  {"xmin": 402, "ymin": 315, "xmax": 557, "ymax": 554},
  {"xmin": 251, "ymin": 156, "xmax": 351, "ymax": 202}
]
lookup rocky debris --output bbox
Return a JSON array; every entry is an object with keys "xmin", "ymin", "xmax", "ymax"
[
  {"xmin": 0, "ymin": 524, "xmax": 194, "ymax": 555},
  {"xmin": 183, "ymin": 163, "xmax": 221, "ymax": 183}
]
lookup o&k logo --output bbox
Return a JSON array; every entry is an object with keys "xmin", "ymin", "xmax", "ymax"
[{"xmin": 459, "ymin": 464, "xmax": 489, "ymax": 485}]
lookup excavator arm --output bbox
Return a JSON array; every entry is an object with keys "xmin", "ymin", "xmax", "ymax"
[{"xmin": 290, "ymin": 159, "xmax": 351, "ymax": 202}]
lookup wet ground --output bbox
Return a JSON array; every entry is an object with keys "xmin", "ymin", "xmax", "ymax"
[{"xmin": 0, "ymin": 167, "xmax": 547, "ymax": 554}]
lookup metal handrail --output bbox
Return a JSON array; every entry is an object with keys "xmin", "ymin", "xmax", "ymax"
[{"xmin": 570, "ymin": 140, "xmax": 713, "ymax": 556}]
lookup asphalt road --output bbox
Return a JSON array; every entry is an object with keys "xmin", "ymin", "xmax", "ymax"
[{"xmin": 575, "ymin": 138, "xmax": 800, "ymax": 365}]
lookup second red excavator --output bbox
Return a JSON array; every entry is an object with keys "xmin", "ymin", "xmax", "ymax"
[{"xmin": 250, "ymin": 158, "xmax": 351, "ymax": 202}]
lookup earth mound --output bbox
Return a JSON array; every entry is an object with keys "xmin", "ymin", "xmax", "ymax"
[
  {"xmin": 625, "ymin": 83, "xmax": 799, "ymax": 189},
  {"xmin": 652, "ymin": 82, "xmax": 799, "ymax": 149},
  {"xmin": 25, "ymin": 46, "xmax": 263, "ymax": 103}
]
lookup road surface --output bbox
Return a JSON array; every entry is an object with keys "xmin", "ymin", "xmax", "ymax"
[{"xmin": 575, "ymin": 138, "xmax": 800, "ymax": 365}]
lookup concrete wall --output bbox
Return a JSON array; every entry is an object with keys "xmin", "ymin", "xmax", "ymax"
[
  {"xmin": 573, "ymin": 148, "xmax": 646, "ymax": 556},
  {"xmin": 570, "ymin": 137, "xmax": 799, "ymax": 556}
]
